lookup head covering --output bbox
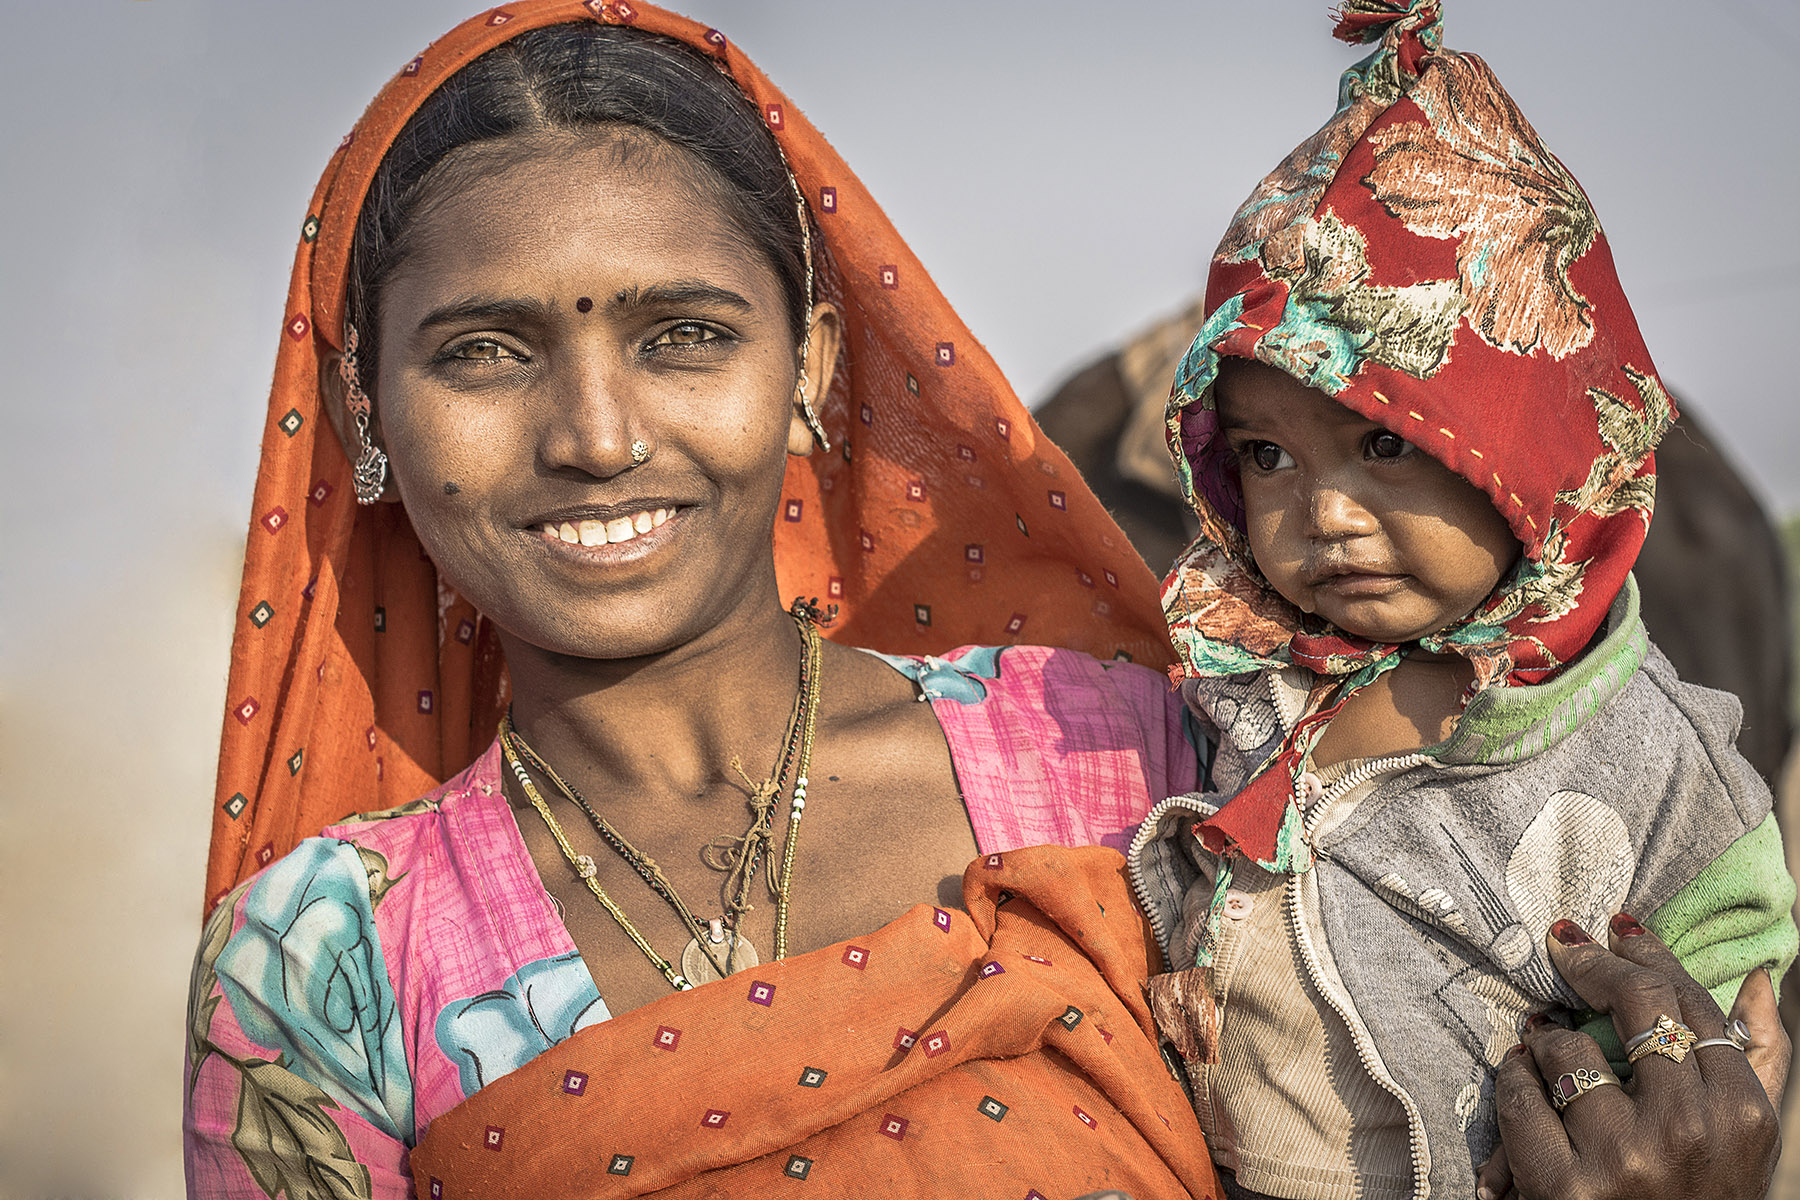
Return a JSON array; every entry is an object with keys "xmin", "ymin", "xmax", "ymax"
[
  {"xmin": 207, "ymin": 0, "xmax": 1169, "ymax": 911},
  {"xmin": 1161, "ymin": 0, "xmax": 1674, "ymax": 875}
]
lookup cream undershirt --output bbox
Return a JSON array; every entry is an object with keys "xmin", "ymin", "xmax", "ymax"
[{"xmin": 1195, "ymin": 761, "xmax": 1413, "ymax": 1200}]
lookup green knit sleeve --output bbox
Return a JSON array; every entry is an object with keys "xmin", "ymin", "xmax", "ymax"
[{"xmin": 1577, "ymin": 813, "xmax": 1796, "ymax": 1067}]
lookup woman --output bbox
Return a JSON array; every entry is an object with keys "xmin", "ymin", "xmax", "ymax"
[{"xmin": 186, "ymin": 4, "xmax": 1786, "ymax": 1198}]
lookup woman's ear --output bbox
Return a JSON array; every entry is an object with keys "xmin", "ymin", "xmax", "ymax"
[
  {"xmin": 787, "ymin": 301, "xmax": 843, "ymax": 457},
  {"xmin": 318, "ymin": 352, "xmax": 399, "ymax": 502}
]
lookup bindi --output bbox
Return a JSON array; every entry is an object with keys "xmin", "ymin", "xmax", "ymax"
[
  {"xmin": 443, "ymin": 481, "xmax": 460, "ymax": 495},
  {"xmin": 575, "ymin": 296, "xmax": 594, "ymax": 313}
]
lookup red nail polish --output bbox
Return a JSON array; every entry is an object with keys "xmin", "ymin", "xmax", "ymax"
[
  {"xmin": 1610, "ymin": 912, "xmax": 1646, "ymax": 938},
  {"xmin": 1508, "ymin": 1042, "xmax": 1529, "ymax": 1058},
  {"xmin": 1550, "ymin": 919, "xmax": 1593, "ymax": 946},
  {"xmin": 1525, "ymin": 1012, "xmax": 1550, "ymax": 1029}
]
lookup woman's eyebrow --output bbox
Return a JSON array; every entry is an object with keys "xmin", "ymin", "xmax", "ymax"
[
  {"xmin": 415, "ymin": 295, "xmax": 553, "ymax": 332},
  {"xmin": 614, "ymin": 281, "xmax": 754, "ymax": 312}
]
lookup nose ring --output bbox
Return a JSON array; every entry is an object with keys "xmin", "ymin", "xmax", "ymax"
[{"xmin": 630, "ymin": 439, "xmax": 650, "ymax": 465}]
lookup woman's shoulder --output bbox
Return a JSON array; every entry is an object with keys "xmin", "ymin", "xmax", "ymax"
[
  {"xmin": 190, "ymin": 736, "xmax": 589, "ymax": 1148},
  {"xmin": 855, "ymin": 642, "xmax": 1206, "ymax": 854},
  {"xmin": 856, "ymin": 641, "xmax": 1179, "ymax": 709},
  {"xmin": 197, "ymin": 830, "xmax": 420, "ymax": 1147},
  {"xmin": 323, "ymin": 738, "xmax": 507, "ymax": 845}
]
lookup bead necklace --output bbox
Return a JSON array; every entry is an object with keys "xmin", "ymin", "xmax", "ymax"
[{"xmin": 502, "ymin": 601, "xmax": 824, "ymax": 990}]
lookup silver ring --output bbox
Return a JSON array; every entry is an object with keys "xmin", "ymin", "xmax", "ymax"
[{"xmin": 1693, "ymin": 1017, "xmax": 1752, "ymax": 1053}]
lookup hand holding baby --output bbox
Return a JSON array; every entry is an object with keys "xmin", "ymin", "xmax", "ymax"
[{"xmin": 1480, "ymin": 917, "xmax": 1785, "ymax": 1200}]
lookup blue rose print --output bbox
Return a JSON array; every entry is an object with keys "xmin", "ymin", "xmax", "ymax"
[
  {"xmin": 434, "ymin": 952, "xmax": 611, "ymax": 1097},
  {"xmin": 214, "ymin": 837, "xmax": 415, "ymax": 1141},
  {"xmin": 861, "ymin": 645, "xmax": 1006, "ymax": 704}
]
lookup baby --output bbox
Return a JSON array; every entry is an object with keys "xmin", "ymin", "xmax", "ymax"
[{"xmin": 1126, "ymin": 3, "xmax": 1795, "ymax": 1199}]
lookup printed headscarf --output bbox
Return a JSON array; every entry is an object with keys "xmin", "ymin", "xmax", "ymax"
[
  {"xmin": 1161, "ymin": 0, "xmax": 1674, "ymax": 880},
  {"xmin": 206, "ymin": 0, "xmax": 1170, "ymax": 912}
]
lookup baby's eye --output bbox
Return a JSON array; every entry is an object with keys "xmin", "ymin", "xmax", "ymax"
[
  {"xmin": 1366, "ymin": 430, "xmax": 1412, "ymax": 459},
  {"xmin": 1243, "ymin": 441, "xmax": 1293, "ymax": 472}
]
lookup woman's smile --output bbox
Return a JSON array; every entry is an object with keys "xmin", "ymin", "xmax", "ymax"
[{"xmin": 529, "ymin": 504, "xmax": 682, "ymax": 562}]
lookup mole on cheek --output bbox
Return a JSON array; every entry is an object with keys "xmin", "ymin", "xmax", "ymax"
[
  {"xmin": 443, "ymin": 481, "xmax": 460, "ymax": 495},
  {"xmin": 575, "ymin": 297, "xmax": 593, "ymax": 313}
]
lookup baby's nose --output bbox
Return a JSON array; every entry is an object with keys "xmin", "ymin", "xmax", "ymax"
[{"xmin": 1307, "ymin": 484, "xmax": 1378, "ymax": 540}]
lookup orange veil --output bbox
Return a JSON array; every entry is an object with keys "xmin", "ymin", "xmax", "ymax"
[{"xmin": 207, "ymin": 0, "xmax": 1172, "ymax": 910}]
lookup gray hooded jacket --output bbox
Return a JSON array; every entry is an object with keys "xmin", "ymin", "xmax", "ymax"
[{"xmin": 1128, "ymin": 580, "xmax": 1787, "ymax": 1199}]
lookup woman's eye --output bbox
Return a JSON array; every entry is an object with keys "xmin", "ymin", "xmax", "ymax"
[
  {"xmin": 448, "ymin": 338, "xmax": 516, "ymax": 361},
  {"xmin": 1244, "ymin": 441, "xmax": 1293, "ymax": 472},
  {"xmin": 1367, "ymin": 430, "xmax": 1411, "ymax": 459},
  {"xmin": 649, "ymin": 322, "xmax": 723, "ymax": 349}
]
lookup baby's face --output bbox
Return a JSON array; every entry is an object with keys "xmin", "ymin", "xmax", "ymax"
[{"xmin": 1215, "ymin": 360, "xmax": 1519, "ymax": 644}]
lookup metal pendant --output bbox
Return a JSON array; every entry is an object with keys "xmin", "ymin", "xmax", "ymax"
[{"xmin": 680, "ymin": 919, "xmax": 760, "ymax": 986}]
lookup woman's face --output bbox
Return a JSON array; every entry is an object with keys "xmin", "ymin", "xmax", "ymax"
[{"xmin": 368, "ymin": 131, "xmax": 837, "ymax": 661}]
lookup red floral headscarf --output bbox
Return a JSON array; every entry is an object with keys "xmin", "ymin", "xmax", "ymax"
[
  {"xmin": 206, "ymin": 0, "xmax": 1170, "ymax": 911},
  {"xmin": 1162, "ymin": 0, "xmax": 1674, "ymax": 873}
]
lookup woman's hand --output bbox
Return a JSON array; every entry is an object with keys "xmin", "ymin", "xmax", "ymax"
[{"xmin": 1477, "ymin": 913, "xmax": 1786, "ymax": 1200}]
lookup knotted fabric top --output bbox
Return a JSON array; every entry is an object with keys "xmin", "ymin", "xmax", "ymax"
[{"xmin": 1160, "ymin": 0, "xmax": 1674, "ymax": 871}]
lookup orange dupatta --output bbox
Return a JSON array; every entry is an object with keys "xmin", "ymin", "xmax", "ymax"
[
  {"xmin": 410, "ymin": 846, "xmax": 1221, "ymax": 1199},
  {"xmin": 207, "ymin": 0, "xmax": 1174, "ymax": 910}
]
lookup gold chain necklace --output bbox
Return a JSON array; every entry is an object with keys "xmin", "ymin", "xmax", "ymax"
[{"xmin": 503, "ymin": 602, "xmax": 824, "ymax": 991}]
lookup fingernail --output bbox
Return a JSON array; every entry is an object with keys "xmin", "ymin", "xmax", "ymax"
[
  {"xmin": 1550, "ymin": 919, "xmax": 1592, "ymax": 946},
  {"xmin": 1525, "ymin": 1012, "xmax": 1551, "ymax": 1029},
  {"xmin": 1508, "ymin": 1042, "xmax": 1529, "ymax": 1058},
  {"xmin": 1478, "ymin": 1188, "xmax": 1496, "ymax": 1200},
  {"xmin": 1610, "ymin": 912, "xmax": 1646, "ymax": 938}
]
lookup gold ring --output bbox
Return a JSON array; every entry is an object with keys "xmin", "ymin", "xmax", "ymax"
[
  {"xmin": 1624, "ymin": 1014, "xmax": 1699, "ymax": 1065},
  {"xmin": 1549, "ymin": 1067, "xmax": 1621, "ymax": 1112},
  {"xmin": 630, "ymin": 439, "xmax": 650, "ymax": 465}
]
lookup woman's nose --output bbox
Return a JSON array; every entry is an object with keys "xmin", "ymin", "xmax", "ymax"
[{"xmin": 536, "ymin": 356, "xmax": 639, "ymax": 478}]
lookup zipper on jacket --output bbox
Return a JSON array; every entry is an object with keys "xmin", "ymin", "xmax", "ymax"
[
  {"xmin": 1127, "ymin": 793, "xmax": 1216, "ymax": 956},
  {"xmin": 1290, "ymin": 751, "xmax": 1433, "ymax": 1199}
]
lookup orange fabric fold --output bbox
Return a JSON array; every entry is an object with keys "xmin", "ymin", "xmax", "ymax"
[
  {"xmin": 208, "ymin": 0, "xmax": 1173, "ymax": 912},
  {"xmin": 409, "ymin": 846, "xmax": 1220, "ymax": 1199}
]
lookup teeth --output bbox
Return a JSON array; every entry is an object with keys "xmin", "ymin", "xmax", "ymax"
[{"xmin": 542, "ymin": 509, "xmax": 671, "ymax": 545}]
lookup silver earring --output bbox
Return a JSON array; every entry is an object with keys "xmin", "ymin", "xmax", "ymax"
[{"xmin": 339, "ymin": 324, "xmax": 388, "ymax": 505}]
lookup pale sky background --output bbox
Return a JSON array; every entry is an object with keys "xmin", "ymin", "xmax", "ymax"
[{"xmin": 2, "ymin": 2, "xmax": 1797, "ymax": 1196}]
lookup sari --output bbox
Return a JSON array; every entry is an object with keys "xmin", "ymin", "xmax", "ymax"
[{"xmin": 189, "ymin": 3, "xmax": 1217, "ymax": 1197}]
